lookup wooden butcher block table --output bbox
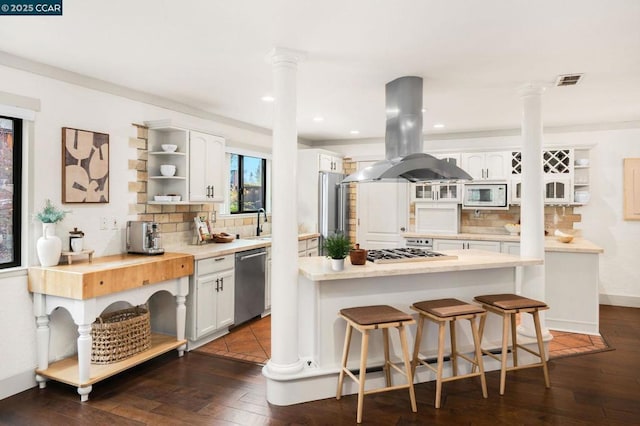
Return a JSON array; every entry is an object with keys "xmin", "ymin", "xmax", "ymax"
[{"xmin": 28, "ymin": 252, "xmax": 194, "ymax": 402}]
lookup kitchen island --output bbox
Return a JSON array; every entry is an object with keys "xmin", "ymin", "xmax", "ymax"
[{"xmin": 264, "ymin": 249, "xmax": 543, "ymax": 406}]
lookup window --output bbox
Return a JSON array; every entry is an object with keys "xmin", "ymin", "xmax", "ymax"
[
  {"xmin": 229, "ymin": 153, "xmax": 266, "ymax": 214},
  {"xmin": 0, "ymin": 116, "xmax": 22, "ymax": 269}
]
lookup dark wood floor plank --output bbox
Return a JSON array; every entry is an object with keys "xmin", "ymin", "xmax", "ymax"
[{"xmin": 1, "ymin": 304, "xmax": 639, "ymax": 425}]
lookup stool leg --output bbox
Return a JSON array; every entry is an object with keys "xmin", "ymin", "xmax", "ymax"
[
  {"xmin": 337, "ymin": 322, "xmax": 353, "ymax": 399},
  {"xmin": 411, "ymin": 315, "xmax": 425, "ymax": 379},
  {"xmin": 532, "ymin": 310, "xmax": 551, "ymax": 388},
  {"xmin": 357, "ymin": 329, "xmax": 369, "ymax": 424},
  {"xmin": 500, "ymin": 313, "xmax": 509, "ymax": 395},
  {"xmin": 435, "ymin": 321, "xmax": 446, "ymax": 408},
  {"xmin": 383, "ymin": 328, "xmax": 391, "ymax": 387},
  {"xmin": 398, "ymin": 324, "xmax": 417, "ymax": 413},
  {"xmin": 473, "ymin": 311, "xmax": 488, "ymax": 374},
  {"xmin": 510, "ymin": 312, "xmax": 519, "ymax": 367},
  {"xmin": 470, "ymin": 316, "xmax": 488, "ymax": 399},
  {"xmin": 449, "ymin": 319, "xmax": 458, "ymax": 376}
]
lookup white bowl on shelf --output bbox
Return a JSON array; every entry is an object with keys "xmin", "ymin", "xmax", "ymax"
[
  {"xmin": 504, "ymin": 223, "xmax": 521, "ymax": 235},
  {"xmin": 574, "ymin": 191, "xmax": 590, "ymax": 203},
  {"xmin": 160, "ymin": 164, "xmax": 176, "ymax": 176},
  {"xmin": 154, "ymin": 195, "xmax": 171, "ymax": 202},
  {"xmin": 161, "ymin": 144, "xmax": 178, "ymax": 152},
  {"xmin": 170, "ymin": 195, "xmax": 181, "ymax": 202}
]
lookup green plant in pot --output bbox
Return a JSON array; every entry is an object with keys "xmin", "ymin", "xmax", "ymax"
[{"xmin": 323, "ymin": 233, "xmax": 352, "ymax": 271}]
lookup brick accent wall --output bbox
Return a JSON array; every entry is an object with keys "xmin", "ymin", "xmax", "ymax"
[
  {"xmin": 343, "ymin": 158, "xmax": 357, "ymax": 244},
  {"xmin": 459, "ymin": 205, "xmax": 580, "ymax": 235},
  {"xmin": 130, "ymin": 125, "xmax": 271, "ymax": 248}
]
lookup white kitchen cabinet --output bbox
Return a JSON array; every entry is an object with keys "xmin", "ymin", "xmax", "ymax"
[
  {"xmin": 414, "ymin": 203, "xmax": 460, "ymax": 234},
  {"xmin": 189, "ymin": 130, "xmax": 225, "ymax": 202},
  {"xmin": 187, "ymin": 255, "xmax": 235, "ymax": 346},
  {"xmin": 434, "ymin": 152, "xmax": 462, "ymax": 167},
  {"xmin": 411, "ymin": 182, "xmax": 460, "ymax": 202},
  {"xmin": 544, "ymin": 178, "xmax": 572, "ymax": 204},
  {"xmin": 298, "ymin": 237, "xmax": 320, "ymax": 257},
  {"xmin": 318, "ymin": 153, "xmax": 343, "ymax": 172},
  {"xmin": 461, "ymin": 151, "xmax": 509, "ymax": 180},
  {"xmin": 145, "ymin": 121, "xmax": 226, "ymax": 204},
  {"xmin": 434, "ymin": 238, "xmax": 501, "ymax": 252}
]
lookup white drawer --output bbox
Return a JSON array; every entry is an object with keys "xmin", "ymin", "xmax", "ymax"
[
  {"xmin": 298, "ymin": 240, "xmax": 307, "ymax": 252},
  {"xmin": 306, "ymin": 237, "xmax": 319, "ymax": 249},
  {"xmin": 197, "ymin": 255, "xmax": 234, "ymax": 275}
]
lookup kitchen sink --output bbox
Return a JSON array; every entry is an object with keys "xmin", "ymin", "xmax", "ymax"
[{"xmin": 249, "ymin": 236, "xmax": 271, "ymax": 241}]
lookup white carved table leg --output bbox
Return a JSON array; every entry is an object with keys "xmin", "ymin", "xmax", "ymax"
[
  {"xmin": 34, "ymin": 293, "xmax": 49, "ymax": 389},
  {"xmin": 76, "ymin": 323, "xmax": 93, "ymax": 401},
  {"xmin": 176, "ymin": 295, "xmax": 187, "ymax": 356}
]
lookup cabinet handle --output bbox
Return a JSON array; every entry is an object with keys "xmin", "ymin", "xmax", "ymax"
[
  {"xmin": 215, "ymin": 278, "xmax": 220, "ymax": 291},
  {"xmin": 210, "ymin": 185, "xmax": 214, "ymax": 198},
  {"xmin": 220, "ymin": 277, "xmax": 224, "ymax": 291}
]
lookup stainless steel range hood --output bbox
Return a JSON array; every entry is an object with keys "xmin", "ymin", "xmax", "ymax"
[{"xmin": 342, "ymin": 76, "xmax": 472, "ymax": 183}]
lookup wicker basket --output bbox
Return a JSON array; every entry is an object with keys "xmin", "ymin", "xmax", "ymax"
[{"xmin": 91, "ymin": 306, "xmax": 151, "ymax": 364}]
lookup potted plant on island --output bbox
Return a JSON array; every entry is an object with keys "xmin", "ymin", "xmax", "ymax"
[
  {"xmin": 34, "ymin": 199, "xmax": 69, "ymax": 266},
  {"xmin": 323, "ymin": 233, "xmax": 353, "ymax": 271}
]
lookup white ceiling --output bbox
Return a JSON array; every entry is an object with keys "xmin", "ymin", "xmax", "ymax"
[{"xmin": 1, "ymin": 0, "xmax": 639, "ymax": 142}]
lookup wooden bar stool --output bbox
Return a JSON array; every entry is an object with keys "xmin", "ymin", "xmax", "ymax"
[
  {"xmin": 474, "ymin": 293, "xmax": 551, "ymax": 395},
  {"xmin": 336, "ymin": 305, "xmax": 417, "ymax": 424},
  {"xmin": 411, "ymin": 298, "xmax": 488, "ymax": 408}
]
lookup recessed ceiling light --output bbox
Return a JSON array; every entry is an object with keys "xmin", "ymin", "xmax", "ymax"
[
  {"xmin": 433, "ymin": 123, "xmax": 445, "ymax": 129},
  {"xmin": 261, "ymin": 95, "xmax": 275, "ymax": 102},
  {"xmin": 350, "ymin": 130, "xmax": 360, "ymax": 135},
  {"xmin": 313, "ymin": 116, "xmax": 324, "ymax": 122}
]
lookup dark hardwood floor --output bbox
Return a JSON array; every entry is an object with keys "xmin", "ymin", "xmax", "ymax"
[{"xmin": 1, "ymin": 305, "xmax": 638, "ymax": 425}]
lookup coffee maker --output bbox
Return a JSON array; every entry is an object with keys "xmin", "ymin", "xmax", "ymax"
[{"xmin": 126, "ymin": 221, "xmax": 164, "ymax": 255}]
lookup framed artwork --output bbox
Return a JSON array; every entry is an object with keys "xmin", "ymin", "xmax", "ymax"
[{"xmin": 62, "ymin": 127, "xmax": 109, "ymax": 203}]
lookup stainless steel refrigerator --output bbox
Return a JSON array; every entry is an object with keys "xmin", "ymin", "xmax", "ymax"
[{"xmin": 318, "ymin": 171, "xmax": 349, "ymax": 255}]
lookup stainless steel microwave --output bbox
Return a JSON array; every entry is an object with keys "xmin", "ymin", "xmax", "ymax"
[{"xmin": 462, "ymin": 183, "xmax": 508, "ymax": 209}]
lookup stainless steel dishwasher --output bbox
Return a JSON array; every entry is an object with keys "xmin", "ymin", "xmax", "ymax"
[{"xmin": 234, "ymin": 247, "xmax": 267, "ymax": 326}]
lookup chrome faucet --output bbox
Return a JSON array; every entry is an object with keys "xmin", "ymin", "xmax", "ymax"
[{"xmin": 256, "ymin": 208, "xmax": 267, "ymax": 236}]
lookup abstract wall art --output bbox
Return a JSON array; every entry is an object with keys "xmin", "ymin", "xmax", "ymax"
[{"xmin": 62, "ymin": 127, "xmax": 109, "ymax": 203}]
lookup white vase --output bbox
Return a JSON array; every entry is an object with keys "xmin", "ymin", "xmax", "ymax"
[
  {"xmin": 36, "ymin": 223, "xmax": 62, "ymax": 267},
  {"xmin": 331, "ymin": 258, "xmax": 345, "ymax": 271}
]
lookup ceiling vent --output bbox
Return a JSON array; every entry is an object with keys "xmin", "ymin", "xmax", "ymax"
[{"xmin": 555, "ymin": 73, "xmax": 584, "ymax": 87}]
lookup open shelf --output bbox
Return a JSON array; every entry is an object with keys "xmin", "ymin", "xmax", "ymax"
[{"xmin": 36, "ymin": 334, "xmax": 186, "ymax": 387}]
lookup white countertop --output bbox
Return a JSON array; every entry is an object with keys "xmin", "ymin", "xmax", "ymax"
[
  {"xmin": 170, "ymin": 233, "xmax": 320, "ymax": 260},
  {"xmin": 298, "ymin": 249, "xmax": 543, "ymax": 282},
  {"xmin": 403, "ymin": 232, "xmax": 604, "ymax": 254}
]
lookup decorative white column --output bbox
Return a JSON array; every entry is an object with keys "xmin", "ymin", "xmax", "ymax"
[
  {"xmin": 518, "ymin": 83, "xmax": 550, "ymax": 338},
  {"xmin": 263, "ymin": 48, "xmax": 307, "ymax": 385}
]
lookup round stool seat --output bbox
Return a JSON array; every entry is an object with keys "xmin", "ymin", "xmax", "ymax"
[
  {"xmin": 413, "ymin": 298, "xmax": 486, "ymax": 318},
  {"xmin": 474, "ymin": 294, "xmax": 547, "ymax": 310},
  {"xmin": 340, "ymin": 305, "xmax": 413, "ymax": 326}
]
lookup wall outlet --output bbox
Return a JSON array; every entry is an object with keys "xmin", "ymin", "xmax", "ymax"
[
  {"xmin": 111, "ymin": 217, "xmax": 119, "ymax": 229},
  {"xmin": 100, "ymin": 216, "xmax": 108, "ymax": 230}
]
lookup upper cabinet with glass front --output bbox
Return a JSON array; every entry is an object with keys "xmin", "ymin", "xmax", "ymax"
[{"xmin": 411, "ymin": 182, "xmax": 460, "ymax": 203}]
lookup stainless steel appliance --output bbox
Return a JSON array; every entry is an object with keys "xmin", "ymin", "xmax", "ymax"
[
  {"xmin": 234, "ymin": 248, "xmax": 266, "ymax": 326},
  {"xmin": 462, "ymin": 182, "xmax": 508, "ymax": 209},
  {"xmin": 126, "ymin": 221, "xmax": 164, "ymax": 255},
  {"xmin": 366, "ymin": 247, "xmax": 457, "ymax": 264},
  {"xmin": 404, "ymin": 237, "xmax": 433, "ymax": 249},
  {"xmin": 319, "ymin": 171, "xmax": 349, "ymax": 256}
]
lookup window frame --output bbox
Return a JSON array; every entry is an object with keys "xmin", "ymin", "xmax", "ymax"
[
  {"xmin": 229, "ymin": 153, "xmax": 268, "ymax": 215},
  {"xmin": 0, "ymin": 115, "xmax": 23, "ymax": 269}
]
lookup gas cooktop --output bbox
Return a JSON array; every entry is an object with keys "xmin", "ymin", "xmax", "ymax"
[{"xmin": 366, "ymin": 248, "xmax": 458, "ymax": 264}]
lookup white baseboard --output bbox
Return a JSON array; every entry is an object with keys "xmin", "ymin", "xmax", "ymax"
[
  {"xmin": 0, "ymin": 369, "xmax": 36, "ymax": 400},
  {"xmin": 599, "ymin": 294, "xmax": 640, "ymax": 308}
]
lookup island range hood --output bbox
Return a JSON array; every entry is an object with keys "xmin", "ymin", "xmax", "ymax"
[{"xmin": 342, "ymin": 76, "xmax": 472, "ymax": 183}]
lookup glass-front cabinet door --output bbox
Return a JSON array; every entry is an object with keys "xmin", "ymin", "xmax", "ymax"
[
  {"xmin": 544, "ymin": 178, "xmax": 571, "ymax": 203},
  {"xmin": 412, "ymin": 183, "xmax": 460, "ymax": 202}
]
